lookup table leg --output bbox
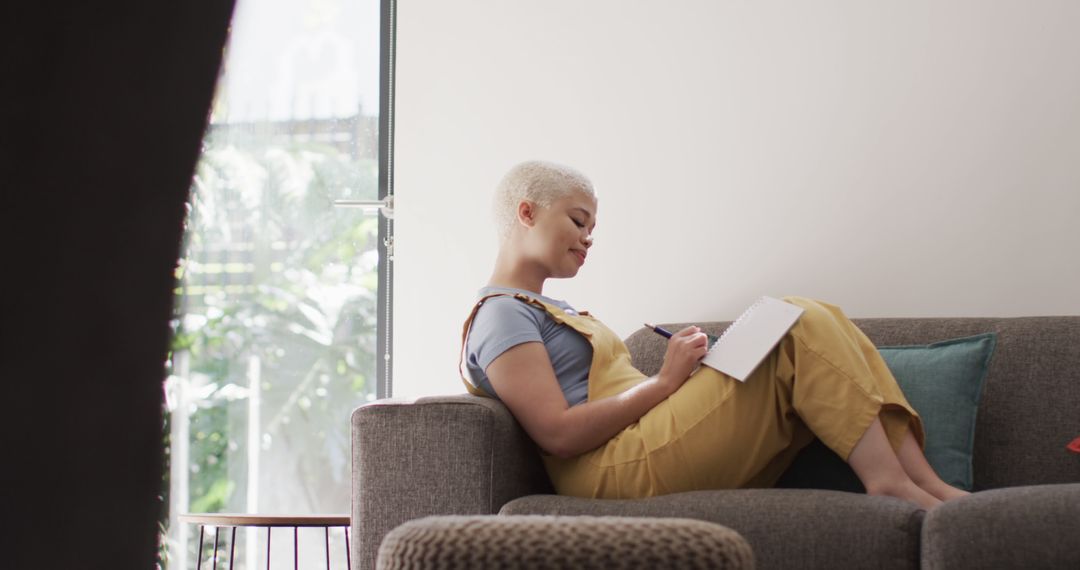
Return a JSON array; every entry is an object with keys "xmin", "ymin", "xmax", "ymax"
[
  {"xmin": 345, "ymin": 526, "xmax": 351, "ymax": 570},
  {"xmin": 212, "ymin": 526, "xmax": 219, "ymax": 569},
  {"xmin": 197, "ymin": 526, "xmax": 205, "ymax": 570},
  {"xmin": 228, "ymin": 526, "xmax": 236, "ymax": 570}
]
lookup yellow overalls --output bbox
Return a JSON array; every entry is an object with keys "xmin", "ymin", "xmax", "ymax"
[{"xmin": 460, "ymin": 294, "xmax": 923, "ymax": 500}]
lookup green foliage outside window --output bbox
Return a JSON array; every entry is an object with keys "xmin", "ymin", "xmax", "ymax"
[{"xmin": 159, "ymin": 121, "xmax": 378, "ymax": 569}]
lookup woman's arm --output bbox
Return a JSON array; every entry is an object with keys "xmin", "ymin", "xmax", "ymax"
[{"xmin": 486, "ymin": 326, "xmax": 708, "ymax": 458}]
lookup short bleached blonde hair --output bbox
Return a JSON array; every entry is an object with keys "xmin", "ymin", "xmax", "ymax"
[{"xmin": 493, "ymin": 160, "xmax": 596, "ymax": 242}]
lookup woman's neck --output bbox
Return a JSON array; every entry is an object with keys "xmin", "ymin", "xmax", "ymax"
[
  {"xmin": 487, "ymin": 272, "xmax": 545, "ymax": 296},
  {"xmin": 489, "ymin": 249, "xmax": 546, "ymax": 295}
]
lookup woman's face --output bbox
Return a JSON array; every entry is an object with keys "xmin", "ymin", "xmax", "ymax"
[{"xmin": 523, "ymin": 189, "xmax": 597, "ymax": 279}]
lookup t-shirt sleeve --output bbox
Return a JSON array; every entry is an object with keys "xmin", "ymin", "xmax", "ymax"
[{"xmin": 468, "ymin": 297, "xmax": 545, "ymax": 373}]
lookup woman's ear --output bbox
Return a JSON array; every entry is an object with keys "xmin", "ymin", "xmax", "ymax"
[{"xmin": 517, "ymin": 200, "xmax": 537, "ymax": 228}]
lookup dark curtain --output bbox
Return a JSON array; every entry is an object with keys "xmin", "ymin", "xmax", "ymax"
[{"xmin": 1, "ymin": 2, "xmax": 234, "ymax": 567}]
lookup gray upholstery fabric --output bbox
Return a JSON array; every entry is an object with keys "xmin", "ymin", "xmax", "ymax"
[
  {"xmin": 376, "ymin": 515, "xmax": 755, "ymax": 569},
  {"xmin": 921, "ymin": 483, "xmax": 1080, "ymax": 570},
  {"xmin": 500, "ymin": 490, "xmax": 923, "ymax": 570},
  {"xmin": 626, "ymin": 316, "xmax": 1080, "ymax": 490},
  {"xmin": 352, "ymin": 396, "xmax": 553, "ymax": 570}
]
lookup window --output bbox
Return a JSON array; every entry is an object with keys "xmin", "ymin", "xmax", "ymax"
[{"xmin": 163, "ymin": 0, "xmax": 393, "ymax": 567}]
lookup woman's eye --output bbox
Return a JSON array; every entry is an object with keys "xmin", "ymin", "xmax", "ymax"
[{"xmin": 571, "ymin": 218, "xmax": 585, "ymax": 228}]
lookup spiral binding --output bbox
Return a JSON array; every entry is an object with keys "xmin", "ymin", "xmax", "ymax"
[{"xmin": 706, "ymin": 297, "xmax": 768, "ymax": 354}]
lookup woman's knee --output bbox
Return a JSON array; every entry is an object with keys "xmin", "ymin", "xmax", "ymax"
[
  {"xmin": 783, "ymin": 296, "xmax": 844, "ymax": 335},
  {"xmin": 783, "ymin": 296, "xmax": 844, "ymax": 316}
]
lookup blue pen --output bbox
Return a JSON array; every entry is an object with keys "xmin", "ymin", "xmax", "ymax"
[
  {"xmin": 643, "ymin": 322, "xmax": 674, "ymax": 339},
  {"xmin": 645, "ymin": 322, "xmax": 720, "ymax": 348}
]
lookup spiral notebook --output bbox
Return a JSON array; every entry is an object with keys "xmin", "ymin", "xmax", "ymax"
[{"xmin": 701, "ymin": 296, "xmax": 804, "ymax": 381}]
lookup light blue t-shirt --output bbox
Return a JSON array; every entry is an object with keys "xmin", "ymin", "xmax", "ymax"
[{"xmin": 465, "ymin": 286, "xmax": 592, "ymax": 406}]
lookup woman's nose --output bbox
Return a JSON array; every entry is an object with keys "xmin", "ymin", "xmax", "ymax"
[{"xmin": 584, "ymin": 234, "xmax": 594, "ymax": 246}]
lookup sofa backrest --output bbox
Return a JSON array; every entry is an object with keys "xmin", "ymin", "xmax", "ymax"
[{"xmin": 624, "ymin": 316, "xmax": 1080, "ymax": 490}]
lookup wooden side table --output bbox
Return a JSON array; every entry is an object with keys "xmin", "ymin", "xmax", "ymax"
[{"xmin": 178, "ymin": 514, "xmax": 350, "ymax": 570}]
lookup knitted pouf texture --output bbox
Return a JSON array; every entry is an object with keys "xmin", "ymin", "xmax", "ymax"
[{"xmin": 376, "ymin": 515, "xmax": 754, "ymax": 570}]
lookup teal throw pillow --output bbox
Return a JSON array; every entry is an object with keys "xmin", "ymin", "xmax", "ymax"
[{"xmin": 878, "ymin": 333, "xmax": 997, "ymax": 491}]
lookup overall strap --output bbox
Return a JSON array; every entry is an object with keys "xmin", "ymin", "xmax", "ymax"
[{"xmin": 459, "ymin": 294, "xmax": 509, "ymax": 395}]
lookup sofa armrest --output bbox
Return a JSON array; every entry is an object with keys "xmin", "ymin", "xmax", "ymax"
[
  {"xmin": 351, "ymin": 394, "xmax": 552, "ymax": 570},
  {"xmin": 922, "ymin": 483, "xmax": 1080, "ymax": 570}
]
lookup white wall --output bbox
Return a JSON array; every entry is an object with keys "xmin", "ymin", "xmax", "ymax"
[{"xmin": 392, "ymin": 0, "xmax": 1080, "ymax": 399}]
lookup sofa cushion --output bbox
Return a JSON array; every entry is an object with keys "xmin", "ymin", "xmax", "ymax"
[
  {"xmin": 879, "ymin": 332, "xmax": 997, "ymax": 490},
  {"xmin": 501, "ymin": 489, "xmax": 924, "ymax": 570},
  {"xmin": 921, "ymin": 483, "xmax": 1080, "ymax": 570}
]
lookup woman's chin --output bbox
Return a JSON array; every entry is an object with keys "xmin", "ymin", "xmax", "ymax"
[{"xmin": 554, "ymin": 266, "xmax": 581, "ymax": 279}]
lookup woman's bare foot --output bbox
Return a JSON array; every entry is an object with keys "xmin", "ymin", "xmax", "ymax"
[
  {"xmin": 894, "ymin": 432, "xmax": 969, "ymax": 503},
  {"xmin": 866, "ymin": 479, "xmax": 943, "ymax": 510},
  {"xmin": 849, "ymin": 418, "xmax": 945, "ymax": 510},
  {"xmin": 918, "ymin": 479, "xmax": 970, "ymax": 502}
]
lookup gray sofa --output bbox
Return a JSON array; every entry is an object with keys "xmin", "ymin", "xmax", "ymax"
[{"xmin": 352, "ymin": 316, "xmax": 1080, "ymax": 569}]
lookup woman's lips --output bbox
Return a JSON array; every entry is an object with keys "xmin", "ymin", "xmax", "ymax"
[{"xmin": 572, "ymin": 250, "xmax": 586, "ymax": 264}]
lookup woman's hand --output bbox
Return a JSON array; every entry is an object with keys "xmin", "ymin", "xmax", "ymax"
[{"xmin": 656, "ymin": 326, "xmax": 709, "ymax": 394}]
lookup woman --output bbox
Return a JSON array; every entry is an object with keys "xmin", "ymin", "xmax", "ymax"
[{"xmin": 461, "ymin": 160, "xmax": 968, "ymax": 509}]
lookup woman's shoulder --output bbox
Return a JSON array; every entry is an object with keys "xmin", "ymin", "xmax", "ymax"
[
  {"xmin": 467, "ymin": 293, "xmax": 550, "ymax": 363},
  {"xmin": 473, "ymin": 292, "xmax": 546, "ymax": 328},
  {"xmin": 477, "ymin": 286, "xmax": 579, "ymax": 314}
]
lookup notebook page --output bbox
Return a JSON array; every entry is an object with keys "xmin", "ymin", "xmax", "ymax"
[{"xmin": 701, "ymin": 296, "xmax": 804, "ymax": 381}]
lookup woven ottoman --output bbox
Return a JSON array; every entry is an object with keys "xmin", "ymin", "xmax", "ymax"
[{"xmin": 375, "ymin": 515, "xmax": 754, "ymax": 569}]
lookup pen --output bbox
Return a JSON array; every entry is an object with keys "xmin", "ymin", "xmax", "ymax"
[
  {"xmin": 643, "ymin": 322, "xmax": 674, "ymax": 339},
  {"xmin": 645, "ymin": 322, "xmax": 720, "ymax": 348}
]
